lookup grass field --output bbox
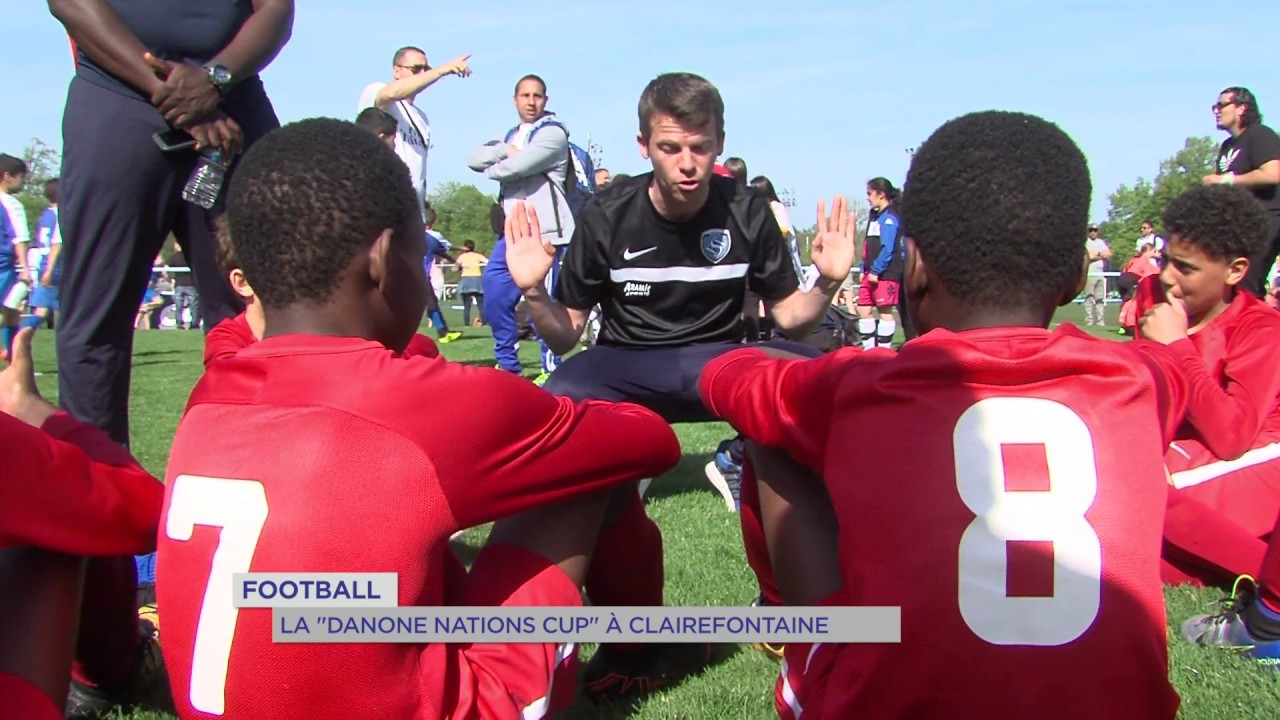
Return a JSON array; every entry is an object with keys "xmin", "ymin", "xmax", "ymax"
[{"xmin": 28, "ymin": 301, "xmax": 1280, "ymax": 719}]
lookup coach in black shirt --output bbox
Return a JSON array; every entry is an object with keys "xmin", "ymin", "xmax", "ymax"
[
  {"xmin": 1207, "ymin": 86, "xmax": 1280, "ymax": 297},
  {"xmin": 504, "ymin": 72, "xmax": 854, "ymax": 705}
]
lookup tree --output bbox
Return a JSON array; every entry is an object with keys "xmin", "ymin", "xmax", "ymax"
[
  {"xmin": 1099, "ymin": 136, "xmax": 1218, "ymax": 269},
  {"xmin": 16, "ymin": 139, "xmax": 60, "ymax": 233},
  {"xmin": 428, "ymin": 181, "xmax": 498, "ymax": 257}
]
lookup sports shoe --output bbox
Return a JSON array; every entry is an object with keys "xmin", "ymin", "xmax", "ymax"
[
  {"xmin": 1181, "ymin": 575, "xmax": 1280, "ymax": 667},
  {"xmin": 438, "ymin": 331, "xmax": 463, "ymax": 343},
  {"xmin": 66, "ymin": 615, "xmax": 174, "ymax": 719},
  {"xmin": 582, "ymin": 643, "xmax": 713, "ymax": 706},
  {"xmin": 751, "ymin": 594, "xmax": 785, "ymax": 660},
  {"xmin": 704, "ymin": 441, "xmax": 742, "ymax": 512},
  {"xmin": 532, "ymin": 371, "xmax": 551, "ymax": 386}
]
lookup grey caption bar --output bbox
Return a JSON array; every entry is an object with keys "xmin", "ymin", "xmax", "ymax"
[{"xmin": 270, "ymin": 606, "xmax": 901, "ymax": 644}]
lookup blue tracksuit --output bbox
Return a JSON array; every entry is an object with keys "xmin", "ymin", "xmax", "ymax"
[{"xmin": 482, "ymin": 236, "xmax": 563, "ymax": 375}]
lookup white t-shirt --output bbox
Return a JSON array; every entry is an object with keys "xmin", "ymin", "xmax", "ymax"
[
  {"xmin": 359, "ymin": 82, "xmax": 430, "ymax": 218},
  {"xmin": 1086, "ymin": 237, "xmax": 1109, "ymax": 274},
  {"xmin": 1136, "ymin": 234, "xmax": 1165, "ymax": 254}
]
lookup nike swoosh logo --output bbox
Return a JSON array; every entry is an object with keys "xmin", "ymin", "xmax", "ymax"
[{"xmin": 623, "ymin": 247, "xmax": 657, "ymax": 261}]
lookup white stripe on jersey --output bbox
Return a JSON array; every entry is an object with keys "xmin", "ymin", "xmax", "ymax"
[{"xmin": 609, "ymin": 263, "xmax": 749, "ymax": 284}]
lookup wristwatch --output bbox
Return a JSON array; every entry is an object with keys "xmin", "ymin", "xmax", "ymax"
[{"xmin": 204, "ymin": 62, "xmax": 234, "ymax": 95}]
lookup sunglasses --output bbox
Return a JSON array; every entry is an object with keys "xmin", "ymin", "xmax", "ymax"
[
  {"xmin": 397, "ymin": 63, "xmax": 430, "ymax": 74},
  {"xmin": 1211, "ymin": 101, "xmax": 1237, "ymax": 112}
]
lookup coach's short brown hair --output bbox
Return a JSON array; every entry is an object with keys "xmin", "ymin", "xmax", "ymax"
[{"xmin": 638, "ymin": 73, "xmax": 724, "ymax": 140}]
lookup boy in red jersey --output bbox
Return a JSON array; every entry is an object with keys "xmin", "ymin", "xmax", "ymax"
[
  {"xmin": 0, "ymin": 328, "xmax": 166, "ymax": 720},
  {"xmin": 699, "ymin": 111, "xmax": 1185, "ymax": 719},
  {"xmin": 156, "ymin": 118, "xmax": 681, "ymax": 720},
  {"xmin": 1129, "ymin": 185, "xmax": 1280, "ymax": 589}
]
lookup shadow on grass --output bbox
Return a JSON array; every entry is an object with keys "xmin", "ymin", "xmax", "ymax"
[
  {"xmin": 134, "ymin": 349, "xmax": 186, "ymax": 358},
  {"xmin": 562, "ymin": 643, "xmax": 746, "ymax": 719},
  {"xmin": 642, "ymin": 454, "xmax": 720, "ymax": 503},
  {"xmin": 132, "ymin": 358, "xmax": 183, "ymax": 369}
]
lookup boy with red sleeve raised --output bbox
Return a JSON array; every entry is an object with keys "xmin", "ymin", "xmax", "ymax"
[
  {"xmin": 0, "ymin": 328, "xmax": 166, "ymax": 720},
  {"xmin": 155, "ymin": 119, "xmax": 681, "ymax": 720},
  {"xmin": 1131, "ymin": 185, "xmax": 1280, "ymax": 589},
  {"xmin": 699, "ymin": 111, "xmax": 1185, "ymax": 719}
]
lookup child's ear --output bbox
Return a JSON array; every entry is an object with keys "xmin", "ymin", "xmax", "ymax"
[
  {"xmin": 368, "ymin": 227, "xmax": 395, "ymax": 290},
  {"xmin": 228, "ymin": 268, "xmax": 255, "ymax": 300},
  {"xmin": 1225, "ymin": 256, "xmax": 1250, "ymax": 287},
  {"xmin": 903, "ymin": 237, "xmax": 928, "ymax": 300},
  {"xmin": 1061, "ymin": 249, "xmax": 1090, "ymax": 307}
]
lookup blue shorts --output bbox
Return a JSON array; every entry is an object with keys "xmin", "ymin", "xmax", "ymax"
[{"xmin": 30, "ymin": 284, "xmax": 58, "ymax": 310}]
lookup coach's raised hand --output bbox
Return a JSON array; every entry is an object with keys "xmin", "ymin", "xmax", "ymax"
[
  {"xmin": 0, "ymin": 329, "xmax": 58, "ymax": 429},
  {"xmin": 810, "ymin": 196, "xmax": 857, "ymax": 283},
  {"xmin": 505, "ymin": 201, "xmax": 557, "ymax": 292}
]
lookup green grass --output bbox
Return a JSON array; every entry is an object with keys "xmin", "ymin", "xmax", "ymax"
[{"xmin": 30, "ymin": 302, "xmax": 1280, "ymax": 719}]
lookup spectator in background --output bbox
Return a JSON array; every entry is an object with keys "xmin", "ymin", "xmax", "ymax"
[
  {"xmin": 423, "ymin": 208, "xmax": 461, "ymax": 343},
  {"xmin": 165, "ymin": 243, "xmax": 200, "ymax": 330},
  {"xmin": 1084, "ymin": 225, "xmax": 1112, "ymax": 326},
  {"xmin": 455, "ymin": 240, "xmax": 487, "ymax": 327},
  {"xmin": 722, "ymin": 156, "xmax": 747, "ymax": 184},
  {"xmin": 1137, "ymin": 220, "xmax": 1166, "ymax": 254},
  {"xmin": 481, "ymin": 202, "xmax": 523, "ymax": 373},
  {"xmin": 355, "ymin": 106, "xmax": 398, "ymax": 150},
  {"xmin": 856, "ymin": 177, "xmax": 904, "ymax": 349},
  {"xmin": 468, "ymin": 74, "xmax": 577, "ymax": 383},
  {"xmin": 0, "ymin": 155, "xmax": 32, "ymax": 359},
  {"xmin": 358, "ymin": 47, "xmax": 472, "ymax": 219},
  {"xmin": 0, "ymin": 201, "xmax": 18, "ymax": 363},
  {"xmin": 1207, "ymin": 87, "xmax": 1280, "ymax": 298},
  {"xmin": 24, "ymin": 180, "xmax": 63, "ymax": 333},
  {"xmin": 595, "ymin": 168, "xmax": 612, "ymax": 189}
]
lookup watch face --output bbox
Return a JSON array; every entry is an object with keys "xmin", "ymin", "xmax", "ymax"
[{"xmin": 210, "ymin": 65, "xmax": 232, "ymax": 85}]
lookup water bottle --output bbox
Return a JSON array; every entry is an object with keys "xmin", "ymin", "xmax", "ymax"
[{"xmin": 182, "ymin": 148, "xmax": 228, "ymax": 209}]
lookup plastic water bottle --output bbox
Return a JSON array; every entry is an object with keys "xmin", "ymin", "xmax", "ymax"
[{"xmin": 182, "ymin": 148, "xmax": 228, "ymax": 209}]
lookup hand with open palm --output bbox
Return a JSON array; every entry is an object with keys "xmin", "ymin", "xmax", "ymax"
[
  {"xmin": 810, "ymin": 196, "xmax": 857, "ymax": 284},
  {"xmin": 504, "ymin": 202, "xmax": 557, "ymax": 293}
]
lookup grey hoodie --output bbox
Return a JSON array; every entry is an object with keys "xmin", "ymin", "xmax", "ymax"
[{"xmin": 468, "ymin": 113, "xmax": 576, "ymax": 246}]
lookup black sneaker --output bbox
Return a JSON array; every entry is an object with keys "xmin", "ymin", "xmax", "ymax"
[
  {"xmin": 65, "ymin": 616, "xmax": 173, "ymax": 719},
  {"xmin": 582, "ymin": 643, "xmax": 713, "ymax": 705}
]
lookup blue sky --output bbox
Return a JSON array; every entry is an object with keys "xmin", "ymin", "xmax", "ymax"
[{"xmin": 3, "ymin": 0, "xmax": 1277, "ymax": 228}]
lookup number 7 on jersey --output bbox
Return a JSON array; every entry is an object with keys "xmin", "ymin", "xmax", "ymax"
[{"xmin": 165, "ymin": 475, "xmax": 270, "ymax": 715}]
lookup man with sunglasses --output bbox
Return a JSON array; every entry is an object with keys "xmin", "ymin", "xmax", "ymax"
[
  {"xmin": 359, "ymin": 47, "xmax": 473, "ymax": 221},
  {"xmin": 1206, "ymin": 87, "xmax": 1280, "ymax": 298}
]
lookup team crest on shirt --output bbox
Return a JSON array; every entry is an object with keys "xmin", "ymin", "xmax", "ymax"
[{"xmin": 700, "ymin": 228, "xmax": 732, "ymax": 264}]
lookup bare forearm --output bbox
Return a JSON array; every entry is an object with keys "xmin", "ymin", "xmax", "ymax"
[
  {"xmin": 211, "ymin": 0, "xmax": 294, "ymax": 85},
  {"xmin": 1234, "ymin": 166, "xmax": 1280, "ymax": 187},
  {"xmin": 49, "ymin": 0, "xmax": 162, "ymax": 97},
  {"xmin": 377, "ymin": 68, "xmax": 449, "ymax": 106},
  {"xmin": 524, "ymin": 286, "xmax": 584, "ymax": 355},
  {"xmin": 14, "ymin": 244, "xmax": 29, "ymax": 274}
]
